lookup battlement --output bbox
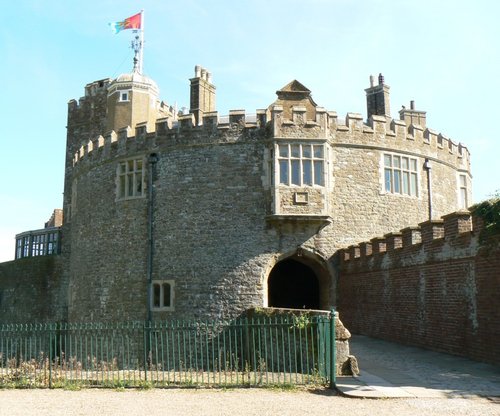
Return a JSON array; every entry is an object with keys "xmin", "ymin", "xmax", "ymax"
[
  {"xmin": 71, "ymin": 100, "xmax": 471, "ymax": 172},
  {"xmin": 72, "ymin": 109, "xmax": 269, "ymax": 167},
  {"xmin": 338, "ymin": 210, "xmax": 483, "ymax": 269},
  {"xmin": 68, "ymin": 71, "xmax": 471, "ymax": 178},
  {"xmin": 68, "ymin": 78, "xmax": 111, "ymax": 110},
  {"xmin": 272, "ymin": 106, "xmax": 470, "ymax": 166}
]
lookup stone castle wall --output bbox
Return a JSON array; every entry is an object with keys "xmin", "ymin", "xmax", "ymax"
[
  {"xmin": 336, "ymin": 213, "xmax": 500, "ymax": 365},
  {"xmin": 64, "ymin": 83, "xmax": 471, "ymax": 322},
  {"xmin": 0, "ymin": 256, "xmax": 67, "ymax": 323},
  {"xmin": 0, "ymin": 72, "xmax": 473, "ymax": 325}
]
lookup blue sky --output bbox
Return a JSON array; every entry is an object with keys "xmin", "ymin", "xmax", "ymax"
[{"xmin": 1, "ymin": 0, "xmax": 499, "ymax": 262}]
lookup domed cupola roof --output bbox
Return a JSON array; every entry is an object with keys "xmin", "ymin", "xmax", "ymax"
[{"xmin": 108, "ymin": 71, "xmax": 159, "ymax": 97}]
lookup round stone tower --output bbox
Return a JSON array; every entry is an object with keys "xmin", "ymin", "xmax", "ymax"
[{"xmin": 63, "ymin": 68, "xmax": 472, "ymax": 323}]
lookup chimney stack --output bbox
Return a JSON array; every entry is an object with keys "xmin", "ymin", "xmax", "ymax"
[
  {"xmin": 365, "ymin": 73, "xmax": 391, "ymax": 120},
  {"xmin": 190, "ymin": 65, "xmax": 216, "ymax": 125}
]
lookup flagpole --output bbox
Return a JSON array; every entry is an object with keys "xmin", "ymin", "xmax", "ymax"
[{"xmin": 139, "ymin": 10, "xmax": 144, "ymax": 74}]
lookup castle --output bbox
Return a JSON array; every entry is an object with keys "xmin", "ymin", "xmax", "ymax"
[{"xmin": 1, "ymin": 64, "xmax": 472, "ymax": 324}]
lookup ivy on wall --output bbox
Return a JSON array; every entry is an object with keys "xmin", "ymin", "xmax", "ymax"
[{"xmin": 471, "ymin": 190, "xmax": 500, "ymax": 243}]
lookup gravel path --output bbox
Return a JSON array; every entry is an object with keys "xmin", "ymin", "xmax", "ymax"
[{"xmin": 1, "ymin": 388, "xmax": 499, "ymax": 416}]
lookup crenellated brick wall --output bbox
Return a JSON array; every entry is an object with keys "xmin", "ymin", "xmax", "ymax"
[{"xmin": 336, "ymin": 211, "xmax": 500, "ymax": 365}]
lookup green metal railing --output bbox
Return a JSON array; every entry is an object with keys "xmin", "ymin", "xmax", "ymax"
[{"xmin": 0, "ymin": 312, "xmax": 336, "ymax": 388}]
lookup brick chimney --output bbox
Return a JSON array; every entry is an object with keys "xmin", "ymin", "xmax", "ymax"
[
  {"xmin": 365, "ymin": 73, "xmax": 391, "ymax": 120},
  {"xmin": 190, "ymin": 65, "xmax": 216, "ymax": 125}
]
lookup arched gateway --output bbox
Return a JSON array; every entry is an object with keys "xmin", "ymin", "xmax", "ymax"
[{"xmin": 267, "ymin": 254, "xmax": 331, "ymax": 310}]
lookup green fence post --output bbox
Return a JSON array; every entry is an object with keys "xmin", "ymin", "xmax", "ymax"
[
  {"xmin": 49, "ymin": 323, "xmax": 54, "ymax": 389},
  {"xmin": 143, "ymin": 321, "xmax": 149, "ymax": 382},
  {"xmin": 329, "ymin": 308, "xmax": 336, "ymax": 389}
]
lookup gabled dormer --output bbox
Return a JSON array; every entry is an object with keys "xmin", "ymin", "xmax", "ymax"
[{"xmin": 270, "ymin": 80, "xmax": 318, "ymax": 121}]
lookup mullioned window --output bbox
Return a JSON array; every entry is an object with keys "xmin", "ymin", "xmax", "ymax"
[
  {"xmin": 151, "ymin": 280, "xmax": 175, "ymax": 311},
  {"xmin": 383, "ymin": 153, "xmax": 418, "ymax": 197},
  {"xmin": 277, "ymin": 143, "xmax": 325, "ymax": 187},
  {"xmin": 117, "ymin": 158, "xmax": 144, "ymax": 200}
]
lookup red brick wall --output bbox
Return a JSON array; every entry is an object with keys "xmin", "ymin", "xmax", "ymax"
[{"xmin": 337, "ymin": 212, "xmax": 500, "ymax": 365}]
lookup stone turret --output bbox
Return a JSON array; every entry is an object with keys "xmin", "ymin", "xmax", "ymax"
[{"xmin": 106, "ymin": 72, "xmax": 171, "ymax": 133}]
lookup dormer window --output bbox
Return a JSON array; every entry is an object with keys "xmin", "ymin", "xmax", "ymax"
[{"xmin": 119, "ymin": 90, "xmax": 130, "ymax": 102}]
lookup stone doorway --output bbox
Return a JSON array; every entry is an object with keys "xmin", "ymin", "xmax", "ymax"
[{"xmin": 268, "ymin": 258, "xmax": 320, "ymax": 309}]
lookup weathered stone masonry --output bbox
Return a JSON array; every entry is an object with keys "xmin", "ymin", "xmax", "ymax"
[
  {"xmin": 62, "ymin": 71, "xmax": 470, "ymax": 323},
  {"xmin": 1, "ymin": 68, "xmax": 472, "ymax": 333}
]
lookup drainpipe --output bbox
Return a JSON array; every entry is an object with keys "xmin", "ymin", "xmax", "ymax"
[
  {"xmin": 146, "ymin": 153, "xmax": 158, "ymax": 323},
  {"xmin": 423, "ymin": 158, "xmax": 432, "ymax": 221}
]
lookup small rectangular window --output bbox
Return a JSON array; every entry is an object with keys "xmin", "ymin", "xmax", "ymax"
[
  {"xmin": 119, "ymin": 90, "xmax": 130, "ymax": 102},
  {"xmin": 151, "ymin": 280, "xmax": 174, "ymax": 311},
  {"xmin": 458, "ymin": 174, "xmax": 468, "ymax": 209}
]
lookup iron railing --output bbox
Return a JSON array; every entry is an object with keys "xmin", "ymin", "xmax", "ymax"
[{"xmin": 0, "ymin": 312, "xmax": 336, "ymax": 388}]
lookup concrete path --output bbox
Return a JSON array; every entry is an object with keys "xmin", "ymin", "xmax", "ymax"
[{"xmin": 336, "ymin": 335, "xmax": 500, "ymax": 398}]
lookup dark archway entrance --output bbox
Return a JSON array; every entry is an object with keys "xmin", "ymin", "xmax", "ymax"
[{"xmin": 268, "ymin": 258, "xmax": 320, "ymax": 309}]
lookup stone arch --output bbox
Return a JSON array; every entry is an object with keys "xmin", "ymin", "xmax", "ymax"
[{"xmin": 265, "ymin": 249, "xmax": 332, "ymax": 310}]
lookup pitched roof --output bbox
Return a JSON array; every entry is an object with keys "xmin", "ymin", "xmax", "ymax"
[{"xmin": 277, "ymin": 80, "xmax": 311, "ymax": 93}]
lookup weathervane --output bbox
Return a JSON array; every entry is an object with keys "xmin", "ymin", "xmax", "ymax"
[{"xmin": 131, "ymin": 31, "xmax": 143, "ymax": 74}]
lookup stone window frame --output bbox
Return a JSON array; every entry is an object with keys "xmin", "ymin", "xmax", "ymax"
[
  {"xmin": 458, "ymin": 173, "xmax": 469, "ymax": 210},
  {"xmin": 382, "ymin": 152, "xmax": 419, "ymax": 197},
  {"xmin": 275, "ymin": 142, "xmax": 325, "ymax": 187},
  {"xmin": 151, "ymin": 280, "xmax": 175, "ymax": 312},
  {"xmin": 116, "ymin": 157, "xmax": 145, "ymax": 201},
  {"xmin": 119, "ymin": 89, "xmax": 130, "ymax": 102}
]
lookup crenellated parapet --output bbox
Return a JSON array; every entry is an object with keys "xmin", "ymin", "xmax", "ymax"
[
  {"xmin": 269, "ymin": 102, "xmax": 470, "ymax": 169},
  {"xmin": 338, "ymin": 210, "xmax": 482, "ymax": 269},
  {"xmin": 69, "ymin": 73, "xmax": 471, "ymax": 176},
  {"xmin": 271, "ymin": 104, "xmax": 328, "ymax": 139},
  {"xmin": 71, "ymin": 109, "xmax": 269, "ymax": 169}
]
